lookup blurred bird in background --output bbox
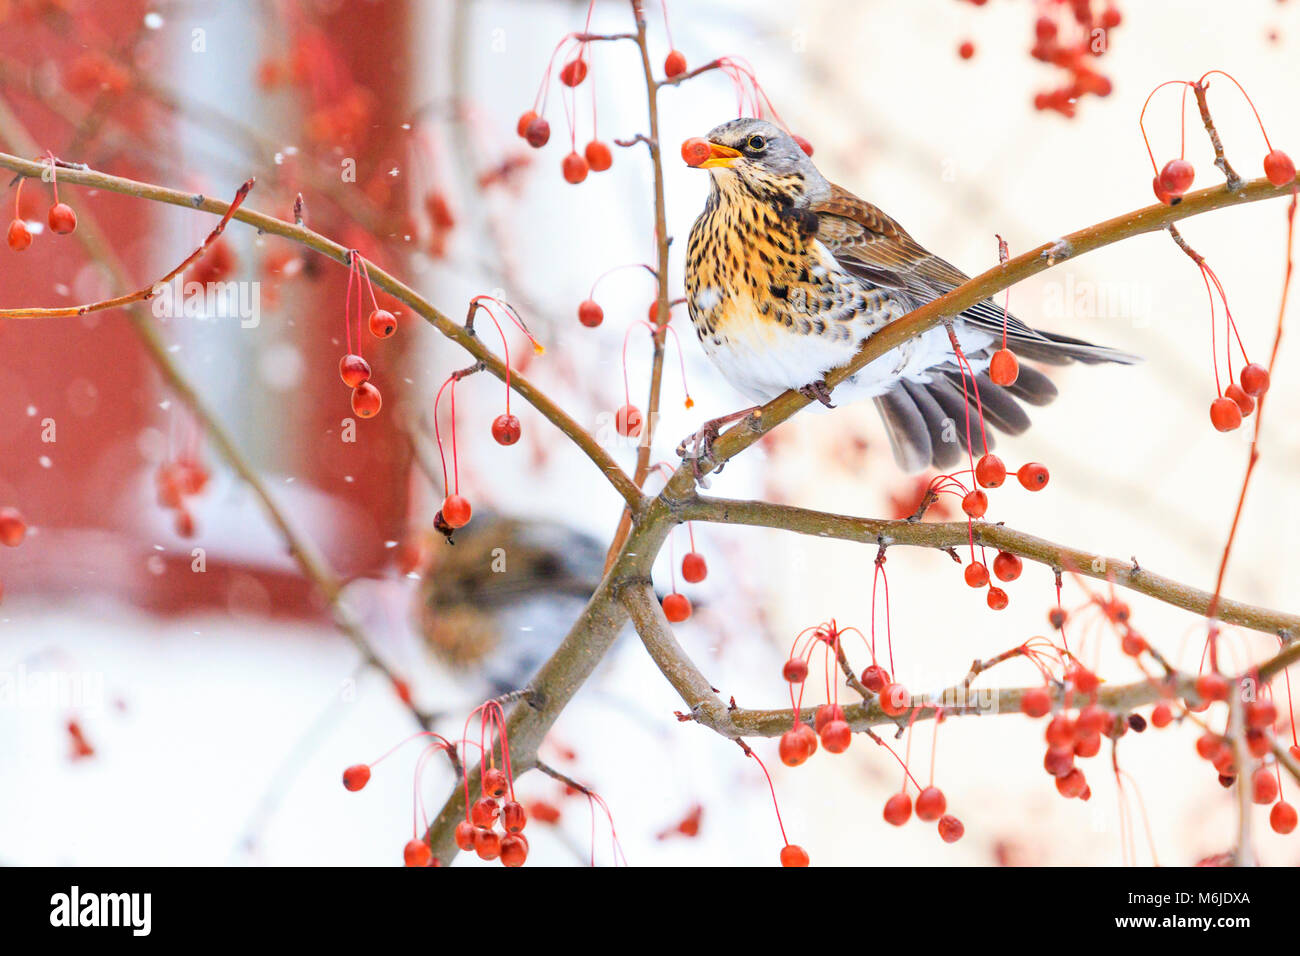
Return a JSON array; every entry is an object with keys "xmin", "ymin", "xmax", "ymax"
[{"xmin": 415, "ymin": 514, "xmax": 607, "ymax": 695}]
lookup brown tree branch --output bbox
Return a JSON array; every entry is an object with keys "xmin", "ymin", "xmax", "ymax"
[{"xmin": 673, "ymin": 495, "xmax": 1300, "ymax": 638}]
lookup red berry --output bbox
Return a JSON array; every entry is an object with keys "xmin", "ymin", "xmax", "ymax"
[
  {"xmin": 986, "ymin": 587, "xmax": 1009, "ymax": 610},
  {"xmin": 1074, "ymin": 733, "xmax": 1102, "ymax": 758},
  {"xmin": 1150, "ymin": 703, "xmax": 1173, "ymax": 728},
  {"xmin": 964, "ymin": 562, "xmax": 989, "ymax": 588},
  {"xmin": 1264, "ymin": 149, "xmax": 1296, "ymax": 187},
  {"xmin": 664, "ymin": 49, "xmax": 687, "ymax": 78},
  {"xmin": 367, "ymin": 309, "xmax": 397, "ymax": 338},
  {"xmin": 7, "ymin": 218, "xmax": 32, "ymax": 251},
  {"xmin": 525, "ymin": 117, "xmax": 551, "ymax": 148},
  {"xmin": 1044, "ymin": 746, "xmax": 1075, "ymax": 777},
  {"xmin": 937, "ymin": 814, "xmax": 965, "ymax": 843},
  {"xmin": 1159, "ymin": 158, "xmax": 1195, "ymax": 196},
  {"xmin": 860, "ymin": 664, "xmax": 889, "ymax": 693},
  {"xmin": 975, "ymin": 453, "xmax": 1006, "ymax": 488},
  {"xmin": 782, "ymin": 657, "xmax": 808, "ymax": 683},
  {"xmin": 1076, "ymin": 705, "xmax": 1106, "ymax": 736},
  {"xmin": 47, "ymin": 202, "xmax": 77, "ymax": 234},
  {"xmin": 992, "ymin": 551, "xmax": 1022, "ymax": 582},
  {"xmin": 351, "ymin": 382, "xmax": 382, "ymax": 418},
  {"xmin": 342, "ymin": 764, "xmax": 370, "ymax": 791},
  {"xmin": 1246, "ymin": 699, "xmax": 1278, "ymax": 730},
  {"xmin": 502, "ymin": 800, "xmax": 528, "ymax": 833},
  {"xmin": 482, "ymin": 767, "xmax": 509, "ymax": 799},
  {"xmin": 1046, "ymin": 714, "xmax": 1076, "ymax": 748},
  {"xmin": 1225, "ymin": 383, "xmax": 1255, "ymax": 416},
  {"xmin": 879, "ymin": 682, "xmax": 910, "ymax": 717},
  {"xmin": 492, "ymin": 413, "xmax": 521, "ymax": 446},
  {"xmin": 989, "ymin": 349, "xmax": 1019, "ymax": 386},
  {"xmin": 1100, "ymin": 6, "xmax": 1121, "ymax": 28},
  {"xmin": 820, "ymin": 719, "xmax": 851, "ymax": 753},
  {"xmin": 1252, "ymin": 766, "xmax": 1279, "ymax": 805},
  {"xmin": 615, "ymin": 404, "xmax": 643, "ymax": 437},
  {"xmin": 500, "ymin": 833, "xmax": 528, "ymax": 866},
  {"xmin": 338, "ymin": 353, "xmax": 371, "ymax": 388},
  {"xmin": 403, "ymin": 839, "xmax": 432, "ymax": 867},
  {"xmin": 915, "ymin": 786, "xmax": 947, "ymax": 821},
  {"xmin": 1195, "ymin": 672, "xmax": 1229, "ymax": 703},
  {"xmin": 662, "ymin": 592, "xmax": 691, "ymax": 623},
  {"xmin": 1152, "ymin": 175, "xmax": 1176, "ymax": 205},
  {"xmin": 441, "ymin": 494, "xmax": 472, "ymax": 528},
  {"xmin": 681, "ymin": 551, "xmax": 708, "ymax": 583},
  {"xmin": 454, "ymin": 820, "xmax": 475, "ymax": 851},
  {"xmin": 471, "ymin": 796, "xmax": 500, "ymax": 828},
  {"xmin": 1017, "ymin": 462, "xmax": 1049, "ymax": 491},
  {"xmin": 814, "ymin": 703, "xmax": 844, "ymax": 733},
  {"xmin": 1121, "ymin": 630, "xmax": 1147, "ymax": 656},
  {"xmin": 791, "ymin": 134, "xmax": 814, "ymax": 157},
  {"xmin": 1196, "ymin": 732, "xmax": 1227, "ymax": 763},
  {"xmin": 1240, "ymin": 362, "xmax": 1270, "ymax": 398},
  {"xmin": 0, "ymin": 507, "xmax": 27, "ymax": 547},
  {"xmin": 1056, "ymin": 767, "xmax": 1088, "ymax": 798},
  {"xmin": 1070, "ymin": 666, "xmax": 1099, "ymax": 695},
  {"xmin": 1021, "ymin": 687, "xmax": 1051, "ymax": 718},
  {"xmin": 577, "ymin": 299, "xmax": 604, "ymax": 327},
  {"xmin": 562, "ymin": 151, "xmax": 589, "ymax": 184},
  {"xmin": 559, "ymin": 58, "xmax": 587, "ymax": 87},
  {"xmin": 957, "ymin": 40, "xmax": 975, "ymax": 60},
  {"xmin": 585, "ymin": 140, "xmax": 612, "ymax": 172},
  {"xmin": 883, "ymin": 792, "xmax": 912, "ymax": 826},
  {"xmin": 1271, "ymin": 801, "xmax": 1298, "ymax": 835},
  {"xmin": 1247, "ymin": 728, "xmax": 1271, "ymax": 759},
  {"xmin": 681, "ymin": 137, "xmax": 711, "ymax": 167},
  {"xmin": 1035, "ymin": 16, "xmax": 1058, "ymax": 41},
  {"xmin": 516, "ymin": 110, "xmax": 538, "ymax": 138},
  {"xmin": 779, "ymin": 723, "xmax": 818, "ymax": 767},
  {"xmin": 780, "ymin": 844, "xmax": 810, "ymax": 867},
  {"xmin": 1210, "ymin": 396, "xmax": 1242, "ymax": 432},
  {"xmin": 961, "ymin": 489, "xmax": 988, "ymax": 518},
  {"xmin": 474, "ymin": 827, "xmax": 502, "ymax": 861}
]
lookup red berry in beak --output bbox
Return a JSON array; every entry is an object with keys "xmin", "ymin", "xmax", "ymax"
[{"xmin": 681, "ymin": 137, "xmax": 711, "ymax": 167}]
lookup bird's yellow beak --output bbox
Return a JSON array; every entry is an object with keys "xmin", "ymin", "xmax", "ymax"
[{"xmin": 698, "ymin": 142, "xmax": 741, "ymax": 169}]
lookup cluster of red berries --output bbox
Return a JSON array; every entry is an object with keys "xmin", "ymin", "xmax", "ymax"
[
  {"xmin": 662, "ymin": 535, "xmax": 708, "ymax": 625},
  {"xmin": 883, "ymin": 784, "xmax": 966, "ymax": 844},
  {"xmin": 7, "ymin": 172, "xmax": 78, "ymax": 251},
  {"xmin": 337, "ymin": 253, "xmax": 394, "ymax": 420},
  {"xmin": 155, "ymin": 458, "xmax": 210, "ymax": 538},
  {"xmin": 0, "ymin": 506, "xmax": 28, "ymax": 604},
  {"xmin": 1189, "ymin": 677, "xmax": 1297, "ymax": 836},
  {"xmin": 453, "ymin": 767, "xmax": 531, "ymax": 867},
  {"xmin": 1022, "ymin": 668, "xmax": 1122, "ymax": 803},
  {"xmin": 1029, "ymin": 3, "xmax": 1120, "ymax": 117},
  {"xmin": 1210, "ymin": 362, "xmax": 1270, "ymax": 433},
  {"xmin": 956, "ymin": 454, "xmax": 1045, "ymax": 610}
]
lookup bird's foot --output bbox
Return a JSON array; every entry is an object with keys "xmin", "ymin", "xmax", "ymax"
[
  {"xmin": 798, "ymin": 378, "xmax": 836, "ymax": 408},
  {"xmin": 676, "ymin": 407, "xmax": 761, "ymax": 484}
]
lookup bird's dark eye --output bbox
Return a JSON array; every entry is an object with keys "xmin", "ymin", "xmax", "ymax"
[{"xmin": 746, "ymin": 135, "xmax": 766, "ymax": 152}]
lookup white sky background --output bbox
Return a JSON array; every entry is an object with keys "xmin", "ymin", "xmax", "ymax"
[{"xmin": 2, "ymin": 0, "xmax": 1299, "ymax": 866}]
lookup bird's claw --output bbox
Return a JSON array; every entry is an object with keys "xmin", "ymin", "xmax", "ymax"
[{"xmin": 799, "ymin": 379, "xmax": 836, "ymax": 408}]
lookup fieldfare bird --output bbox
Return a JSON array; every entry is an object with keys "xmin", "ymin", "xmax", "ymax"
[{"xmin": 683, "ymin": 118, "xmax": 1137, "ymax": 471}]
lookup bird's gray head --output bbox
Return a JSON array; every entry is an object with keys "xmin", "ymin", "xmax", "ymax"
[{"xmin": 693, "ymin": 118, "xmax": 828, "ymax": 204}]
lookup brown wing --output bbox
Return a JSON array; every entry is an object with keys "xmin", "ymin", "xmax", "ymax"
[{"xmin": 812, "ymin": 184, "xmax": 1137, "ymax": 366}]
